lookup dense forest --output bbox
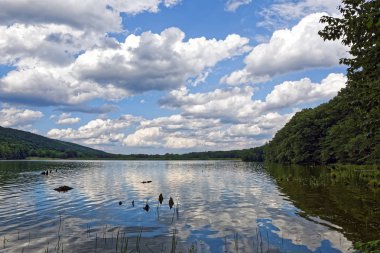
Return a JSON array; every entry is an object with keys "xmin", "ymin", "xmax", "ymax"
[
  {"xmin": 265, "ymin": 0, "xmax": 380, "ymax": 165},
  {"xmin": 0, "ymin": 126, "xmax": 265, "ymax": 161},
  {"xmin": 265, "ymin": 79, "xmax": 380, "ymax": 164}
]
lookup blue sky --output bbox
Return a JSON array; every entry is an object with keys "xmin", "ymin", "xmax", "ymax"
[{"xmin": 0, "ymin": 0, "xmax": 349, "ymax": 154}]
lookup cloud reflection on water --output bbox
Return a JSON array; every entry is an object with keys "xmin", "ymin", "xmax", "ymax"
[{"xmin": 0, "ymin": 161, "xmax": 353, "ymax": 252}]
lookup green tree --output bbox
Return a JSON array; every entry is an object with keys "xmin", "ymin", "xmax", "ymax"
[
  {"xmin": 318, "ymin": 0, "xmax": 380, "ymax": 82},
  {"xmin": 266, "ymin": 0, "xmax": 380, "ymax": 165}
]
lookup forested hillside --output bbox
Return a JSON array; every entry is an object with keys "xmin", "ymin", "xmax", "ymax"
[
  {"xmin": 265, "ymin": 0, "xmax": 380, "ymax": 165},
  {"xmin": 0, "ymin": 126, "xmax": 113, "ymax": 159},
  {"xmin": 265, "ymin": 79, "xmax": 380, "ymax": 164}
]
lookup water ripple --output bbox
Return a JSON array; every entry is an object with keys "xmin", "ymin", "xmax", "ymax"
[{"xmin": 0, "ymin": 160, "xmax": 358, "ymax": 252}]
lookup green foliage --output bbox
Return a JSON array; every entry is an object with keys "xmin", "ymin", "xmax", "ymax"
[
  {"xmin": 266, "ymin": 79, "xmax": 380, "ymax": 164},
  {"xmin": 354, "ymin": 240, "xmax": 380, "ymax": 253},
  {"xmin": 266, "ymin": 0, "xmax": 380, "ymax": 165},
  {"xmin": 241, "ymin": 146, "xmax": 265, "ymax": 162},
  {"xmin": 328, "ymin": 164, "xmax": 380, "ymax": 189},
  {"xmin": 319, "ymin": 0, "xmax": 380, "ymax": 82}
]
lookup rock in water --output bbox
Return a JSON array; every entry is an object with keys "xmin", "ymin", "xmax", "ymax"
[
  {"xmin": 119, "ymin": 201, "xmax": 122, "ymax": 206},
  {"xmin": 54, "ymin": 186, "xmax": 73, "ymax": 192}
]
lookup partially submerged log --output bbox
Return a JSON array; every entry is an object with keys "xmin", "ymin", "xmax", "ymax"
[{"xmin": 54, "ymin": 186, "xmax": 73, "ymax": 192}]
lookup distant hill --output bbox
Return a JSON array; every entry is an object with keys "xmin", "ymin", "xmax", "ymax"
[{"xmin": 0, "ymin": 126, "xmax": 114, "ymax": 159}]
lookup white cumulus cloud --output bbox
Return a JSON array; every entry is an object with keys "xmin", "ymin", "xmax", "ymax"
[
  {"xmin": 0, "ymin": 27, "xmax": 249, "ymax": 106},
  {"xmin": 263, "ymin": 73, "xmax": 347, "ymax": 110},
  {"xmin": 123, "ymin": 115, "xmax": 220, "ymax": 148},
  {"xmin": 123, "ymin": 116, "xmax": 221, "ymax": 149},
  {"xmin": 56, "ymin": 113, "xmax": 81, "ymax": 125},
  {"xmin": 0, "ymin": 23, "xmax": 113, "ymax": 66},
  {"xmin": 160, "ymin": 86, "xmax": 256, "ymax": 123},
  {"xmin": 162, "ymin": 73, "xmax": 347, "ymax": 122},
  {"xmin": 0, "ymin": 63, "xmax": 128, "ymax": 106},
  {"xmin": 74, "ymin": 28, "xmax": 250, "ymax": 93},
  {"xmin": 0, "ymin": 0, "xmax": 182, "ymax": 33},
  {"xmin": 120, "ymin": 73, "xmax": 347, "ymax": 150},
  {"xmin": 0, "ymin": 107, "xmax": 44, "ymax": 128},
  {"xmin": 123, "ymin": 127, "xmax": 163, "ymax": 147},
  {"xmin": 47, "ymin": 115, "xmax": 141, "ymax": 145},
  {"xmin": 221, "ymin": 13, "xmax": 349, "ymax": 85},
  {"xmin": 122, "ymin": 112, "xmax": 290, "ymax": 150}
]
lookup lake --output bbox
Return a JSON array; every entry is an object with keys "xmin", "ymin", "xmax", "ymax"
[{"xmin": 0, "ymin": 160, "xmax": 378, "ymax": 252}]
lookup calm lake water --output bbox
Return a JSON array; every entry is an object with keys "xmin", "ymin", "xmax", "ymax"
[{"xmin": 0, "ymin": 160, "xmax": 378, "ymax": 252}]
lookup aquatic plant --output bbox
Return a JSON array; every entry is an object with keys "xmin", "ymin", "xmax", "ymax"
[
  {"xmin": 354, "ymin": 240, "xmax": 380, "ymax": 252},
  {"xmin": 143, "ymin": 201, "xmax": 150, "ymax": 212},
  {"xmin": 169, "ymin": 197, "xmax": 174, "ymax": 209}
]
